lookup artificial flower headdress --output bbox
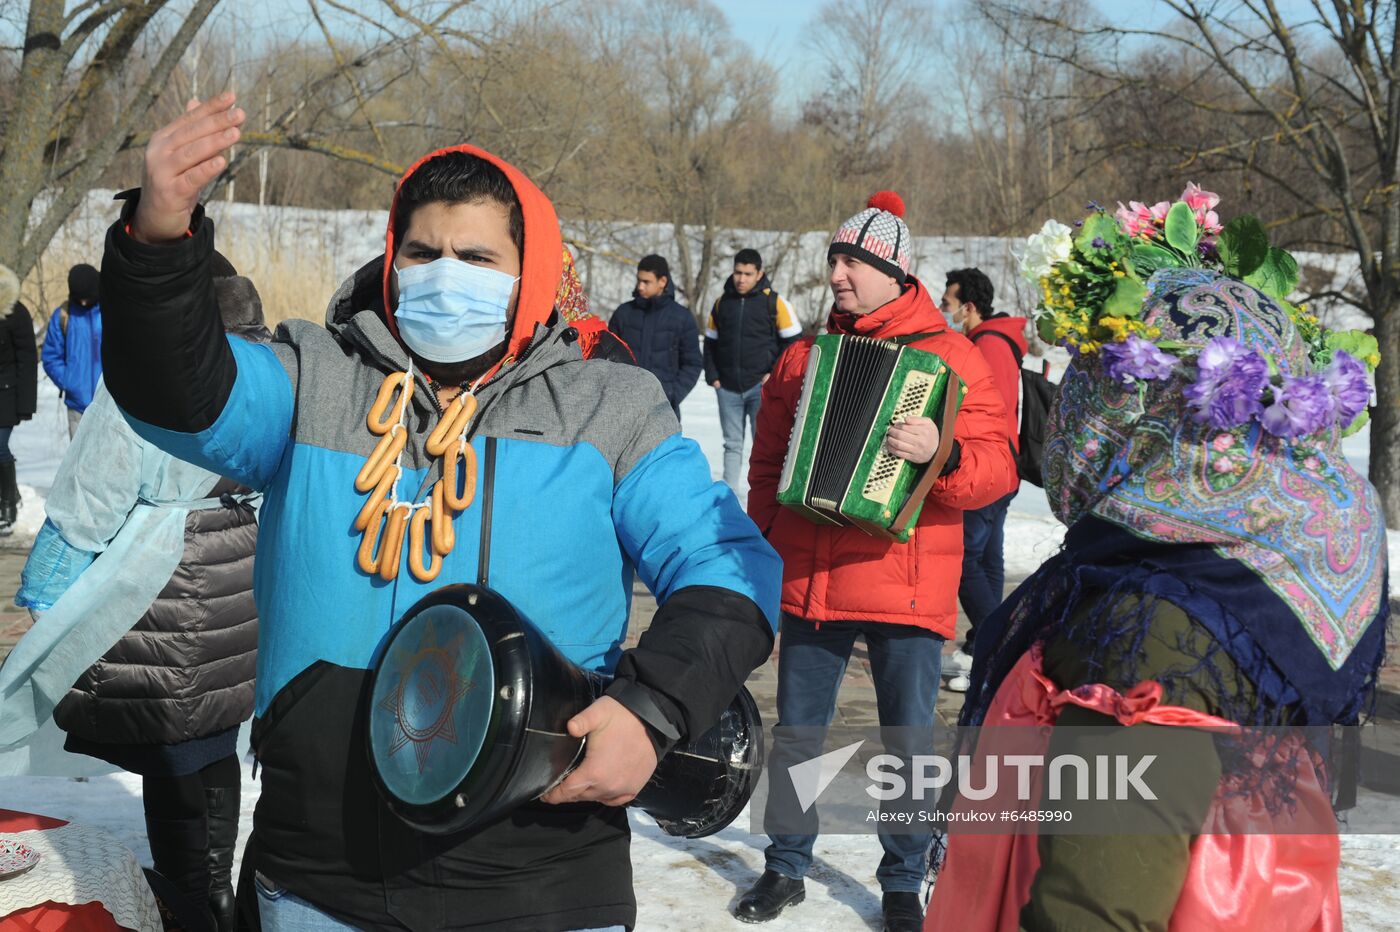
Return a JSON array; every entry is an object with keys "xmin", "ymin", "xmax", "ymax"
[{"xmin": 1020, "ymin": 183, "xmax": 1380, "ymax": 440}]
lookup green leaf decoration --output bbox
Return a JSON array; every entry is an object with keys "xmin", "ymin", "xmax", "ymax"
[
  {"xmin": 1102, "ymin": 275, "xmax": 1147, "ymax": 319},
  {"xmin": 1164, "ymin": 202, "xmax": 1200, "ymax": 254},
  {"xmin": 1326, "ymin": 329, "xmax": 1381, "ymax": 372},
  {"xmin": 1129, "ymin": 243, "xmax": 1181, "ymax": 276},
  {"xmin": 1342, "ymin": 408, "xmax": 1370, "ymax": 438},
  {"xmin": 1216, "ymin": 215, "xmax": 1270, "ymax": 278},
  {"xmin": 1036, "ymin": 313, "xmax": 1059, "ymax": 345},
  {"xmin": 1075, "ymin": 213, "xmax": 1120, "ymax": 256},
  {"xmin": 1245, "ymin": 247, "xmax": 1299, "ymax": 300}
]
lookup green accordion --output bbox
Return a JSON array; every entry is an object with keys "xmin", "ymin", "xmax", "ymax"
[{"xmin": 777, "ymin": 334, "xmax": 964, "ymax": 543}]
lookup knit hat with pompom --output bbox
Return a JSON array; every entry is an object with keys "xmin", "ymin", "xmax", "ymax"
[{"xmin": 828, "ymin": 191, "xmax": 911, "ymax": 284}]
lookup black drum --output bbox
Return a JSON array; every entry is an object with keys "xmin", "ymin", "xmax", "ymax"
[{"xmin": 366, "ymin": 584, "xmax": 762, "ymax": 838}]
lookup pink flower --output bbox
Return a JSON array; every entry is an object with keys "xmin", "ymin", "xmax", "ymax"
[
  {"xmin": 1195, "ymin": 208, "xmax": 1222, "ymax": 235},
  {"xmin": 1180, "ymin": 182, "xmax": 1220, "ymax": 213},
  {"xmin": 1149, "ymin": 201, "xmax": 1171, "ymax": 224},
  {"xmin": 1212, "ymin": 434, "xmax": 1234, "ymax": 452},
  {"xmin": 1115, "ymin": 201, "xmax": 1151, "ymax": 237},
  {"xmin": 1084, "ymin": 438, "xmax": 1100, "ymax": 457},
  {"xmin": 1213, "ymin": 456, "xmax": 1236, "ymax": 474},
  {"xmin": 1304, "ymin": 456, "xmax": 1321, "ymax": 472}
]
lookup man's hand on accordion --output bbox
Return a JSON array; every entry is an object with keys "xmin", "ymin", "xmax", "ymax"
[
  {"xmin": 884, "ymin": 416, "xmax": 939, "ymax": 465},
  {"xmin": 539, "ymin": 696, "xmax": 659, "ymax": 807}
]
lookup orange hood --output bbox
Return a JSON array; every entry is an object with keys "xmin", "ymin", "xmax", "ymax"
[{"xmin": 381, "ymin": 144, "xmax": 564, "ymax": 361}]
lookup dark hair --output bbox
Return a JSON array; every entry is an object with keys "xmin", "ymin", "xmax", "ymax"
[
  {"xmin": 734, "ymin": 248, "xmax": 763, "ymax": 270},
  {"xmin": 945, "ymin": 268, "xmax": 995, "ymax": 315},
  {"xmin": 637, "ymin": 254, "xmax": 670, "ymax": 281},
  {"xmin": 393, "ymin": 151, "xmax": 525, "ymax": 260}
]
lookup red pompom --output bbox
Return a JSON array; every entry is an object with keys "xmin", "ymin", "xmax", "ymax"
[{"xmin": 867, "ymin": 190, "xmax": 905, "ymax": 218}]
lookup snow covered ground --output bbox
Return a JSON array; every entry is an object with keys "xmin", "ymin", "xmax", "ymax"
[{"xmin": 2, "ymin": 324, "xmax": 1399, "ymax": 928}]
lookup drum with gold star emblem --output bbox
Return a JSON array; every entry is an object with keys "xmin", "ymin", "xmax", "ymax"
[{"xmin": 367, "ymin": 584, "xmax": 761, "ymax": 838}]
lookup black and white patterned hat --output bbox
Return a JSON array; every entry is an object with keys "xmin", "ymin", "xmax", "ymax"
[{"xmin": 828, "ymin": 191, "xmax": 911, "ymax": 284}]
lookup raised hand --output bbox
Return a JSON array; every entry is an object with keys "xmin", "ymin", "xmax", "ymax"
[{"xmin": 130, "ymin": 92, "xmax": 245, "ymax": 245}]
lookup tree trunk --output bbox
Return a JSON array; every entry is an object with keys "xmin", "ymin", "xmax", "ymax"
[
  {"xmin": 0, "ymin": 0, "xmax": 68, "ymax": 276},
  {"xmin": 1369, "ymin": 292, "xmax": 1400, "ymax": 527}
]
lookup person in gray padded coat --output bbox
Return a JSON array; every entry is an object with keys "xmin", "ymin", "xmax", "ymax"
[{"xmin": 16, "ymin": 266, "xmax": 265, "ymax": 932}]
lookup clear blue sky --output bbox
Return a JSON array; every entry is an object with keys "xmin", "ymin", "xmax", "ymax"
[{"xmin": 706, "ymin": 0, "xmax": 1325, "ymax": 110}]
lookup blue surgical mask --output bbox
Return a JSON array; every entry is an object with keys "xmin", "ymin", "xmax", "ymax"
[{"xmin": 393, "ymin": 257, "xmax": 519, "ymax": 363}]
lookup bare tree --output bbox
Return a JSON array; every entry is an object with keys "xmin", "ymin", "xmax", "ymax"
[
  {"xmin": 0, "ymin": 0, "xmax": 221, "ymax": 278},
  {"xmin": 982, "ymin": 0, "xmax": 1400, "ymax": 524}
]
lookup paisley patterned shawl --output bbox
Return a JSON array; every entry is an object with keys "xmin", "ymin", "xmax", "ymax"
[{"xmin": 967, "ymin": 269, "xmax": 1388, "ymax": 729}]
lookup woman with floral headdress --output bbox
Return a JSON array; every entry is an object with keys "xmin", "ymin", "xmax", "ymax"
[{"xmin": 926, "ymin": 186, "xmax": 1388, "ymax": 931}]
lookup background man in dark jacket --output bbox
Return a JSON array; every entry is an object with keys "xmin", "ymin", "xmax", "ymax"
[
  {"xmin": 703, "ymin": 248, "xmax": 802, "ymax": 490},
  {"xmin": 0, "ymin": 264, "xmax": 36, "ymax": 535},
  {"xmin": 941, "ymin": 267, "xmax": 1028, "ymax": 691},
  {"xmin": 41, "ymin": 263, "xmax": 103, "ymax": 437},
  {"xmin": 608, "ymin": 254, "xmax": 701, "ymax": 420}
]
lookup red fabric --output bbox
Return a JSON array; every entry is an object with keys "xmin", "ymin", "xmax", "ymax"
[
  {"xmin": 967, "ymin": 315, "xmax": 1029, "ymax": 455},
  {"xmin": 379, "ymin": 144, "xmax": 564, "ymax": 361},
  {"xmin": 0, "ymin": 903, "xmax": 121, "ymax": 932},
  {"xmin": 747, "ymin": 278, "xmax": 1017, "ymax": 636},
  {"xmin": 925, "ymin": 648, "xmax": 1343, "ymax": 932},
  {"xmin": 0, "ymin": 811, "xmax": 66, "ymax": 832},
  {"xmin": 0, "ymin": 811, "xmax": 123, "ymax": 932}
]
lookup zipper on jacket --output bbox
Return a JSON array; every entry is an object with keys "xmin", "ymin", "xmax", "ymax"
[
  {"xmin": 478, "ymin": 437, "xmax": 497, "ymax": 587},
  {"xmin": 733, "ymin": 296, "xmax": 746, "ymax": 391}
]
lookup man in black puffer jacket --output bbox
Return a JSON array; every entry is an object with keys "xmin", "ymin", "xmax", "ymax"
[
  {"xmin": 703, "ymin": 248, "xmax": 802, "ymax": 490},
  {"xmin": 608, "ymin": 254, "xmax": 702, "ymax": 420}
]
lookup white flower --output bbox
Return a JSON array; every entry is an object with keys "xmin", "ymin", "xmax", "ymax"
[{"xmin": 1016, "ymin": 219, "xmax": 1073, "ymax": 286}]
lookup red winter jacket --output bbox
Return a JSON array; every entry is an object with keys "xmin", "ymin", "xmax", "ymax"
[
  {"xmin": 967, "ymin": 315, "xmax": 1028, "ymax": 452},
  {"xmin": 748, "ymin": 277, "xmax": 1017, "ymax": 638}
]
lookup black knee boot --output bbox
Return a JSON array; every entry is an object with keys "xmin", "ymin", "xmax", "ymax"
[
  {"xmin": 205, "ymin": 786, "xmax": 239, "ymax": 932},
  {"xmin": 145, "ymin": 810, "xmax": 216, "ymax": 929},
  {"xmin": 0, "ymin": 459, "xmax": 18, "ymax": 533}
]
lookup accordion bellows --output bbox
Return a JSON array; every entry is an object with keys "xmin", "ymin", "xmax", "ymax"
[{"xmin": 777, "ymin": 334, "xmax": 964, "ymax": 542}]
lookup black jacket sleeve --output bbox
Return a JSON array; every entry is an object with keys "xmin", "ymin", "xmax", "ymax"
[
  {"xmin": 606, "ymin": 585, "xmax": 773, "ymax": 757},
  {"xmin": 674, "ymin": 311, "xmax": 702, "ymax": 404},
  {"xmin": 100, "ymin": 191, "xmax": 236, "ymax": 432},
  {"xmin": 12, "ymin": 302, "xmax": 37, "ymax": 417}
]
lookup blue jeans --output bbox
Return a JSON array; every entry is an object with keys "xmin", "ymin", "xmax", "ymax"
[
  {"xmin": 0, "ymin": 426, "xmax": 12, "ymax": 464},
  {"xmin": 763, "ymin": 614, "xmax": 943, "ymax": 893},
  {"xmin": 958, "ymin": 492, "xmax": 1014, "ymax": 652},
  {"xmin": 256, "ymin": 874, "xmax": 623, "ymax": 931},
  {"xmin": 716, "ymin": 384, "xmax": 762, "ymax": 490}
]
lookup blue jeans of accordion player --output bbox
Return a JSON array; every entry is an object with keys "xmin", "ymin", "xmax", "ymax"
[{"xmin": 762, "ymin": 614, "xmax": 942, "ymax": 893}]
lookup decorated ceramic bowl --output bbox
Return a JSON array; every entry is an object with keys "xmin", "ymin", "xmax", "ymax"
[{"xmin": 0, "ymin": 837, "xmax": 40, "ymax": 880}]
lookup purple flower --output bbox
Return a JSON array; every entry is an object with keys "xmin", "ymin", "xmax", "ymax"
[
  {"xmin": 1091, "ymin": 236, "xmax": 1107, "ymax": 249},
  {"xmin": 1183, "ymin": 337, "xmax": 1269, "ymax": 429},
  {"xmin": 1101, "ymin": 335, "xmax": 1178, "ymax": 386},
  {"xmin": 1322, "ymin": 351, "xmax": 1370, "ymax": 424},
  {"xmin": 1261, "ymin": 374, "xmax": 1335, "ymax": 439}
]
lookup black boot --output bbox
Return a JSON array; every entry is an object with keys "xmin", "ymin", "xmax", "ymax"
[
  {"xmin": 145, "ymin": 811, "xmax": 216, "ymax": 930},
  {"xmin": 882, "ymin": 891, "xmax": 924, "ymax": 932},
  {"xmin": 205, "ymin": 786, "xmax": 239, "ymax": 932},
  {"xmin": 734, "ymin": 870, "xmax": 805, "ymax": 923},
  {"xmin": 0, "ymin": 459, "xmax": 18, "ymax": 534}
]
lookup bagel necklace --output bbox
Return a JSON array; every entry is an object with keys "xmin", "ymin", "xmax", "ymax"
[{"xmin": 354, "ymin": 362, "xmax": 482, "ymax": 583}]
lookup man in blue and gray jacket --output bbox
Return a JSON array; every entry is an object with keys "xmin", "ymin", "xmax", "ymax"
[{"xmin": 100, "ymin": 93, "xmax": 780, "ymax": 932}]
